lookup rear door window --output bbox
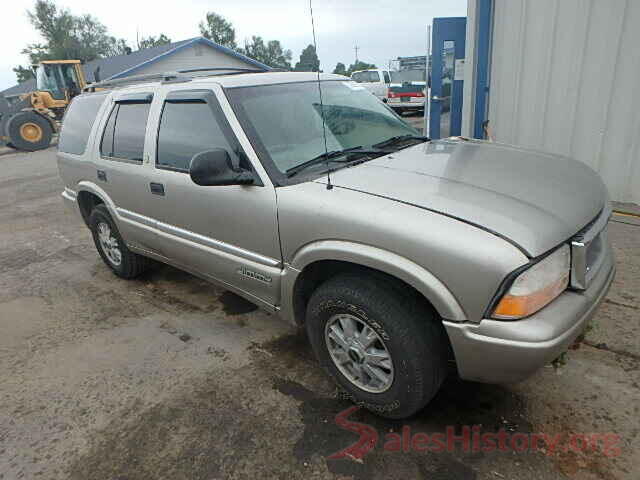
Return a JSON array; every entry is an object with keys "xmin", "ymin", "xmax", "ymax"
[
  {"xmin": 100, "ymin": 101, "xmax": 151, "ymax": 162},
  {"xmin": 156, "ymin": 99, "xmax": 236, "ymax": 172},
  {"xmin": 58, "ymin": 94, "xmax": 107, "ymax": 155}
]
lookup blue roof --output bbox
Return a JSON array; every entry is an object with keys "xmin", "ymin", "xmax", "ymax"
[{"xmin": 1, "ymin": 37, "xmax": 271, "ymax": 97}]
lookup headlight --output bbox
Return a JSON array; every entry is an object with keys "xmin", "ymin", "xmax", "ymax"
[{"xmin": 492, "ymin": 244, "xmax": 570, "ymax": 319}]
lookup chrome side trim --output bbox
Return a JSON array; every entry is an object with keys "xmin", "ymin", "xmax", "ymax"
[
  {"xmin": 116, "ymin": 207, "xmax": 281, "ymax": 268},
  {"xmin": 117, "ymin": 207, "xmax": 156, "ymax": 228},
  {"xmin": 157, "ymin": 221, "xmax": 282, "ymax": 267}
]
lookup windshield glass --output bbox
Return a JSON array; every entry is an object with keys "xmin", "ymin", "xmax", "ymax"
[
  {"xmin": 36, "ymin": 65, "xmax": 60, "ymax": 93},
  {"xmin": 227, "ymin": 80, "xmax": 419, "ymax": 179}
]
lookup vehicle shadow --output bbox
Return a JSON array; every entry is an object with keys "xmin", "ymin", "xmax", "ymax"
[{"xmin": 266, "ymin": 330, "xmax": 533, "ymax": 480}]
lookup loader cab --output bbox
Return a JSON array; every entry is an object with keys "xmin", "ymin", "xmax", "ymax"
[{"xmin": 35, "ymin": 61, "xmax": 85, "ymax": 101}]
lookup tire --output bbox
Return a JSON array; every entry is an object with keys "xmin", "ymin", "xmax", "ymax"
[
  {"xmin": 7, "ymin": 112, "xmax": 53, "ymax": 151},
  {"xmin": 306, "ymin": 273, "xmax": 448, "ymax": 419},
  {"xmin": 89, "ymin": 204, "xmax": 150, "ymax": 279}
]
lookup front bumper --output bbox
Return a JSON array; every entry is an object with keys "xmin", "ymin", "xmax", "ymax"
[
  {"xmin": 387, "ymin": 98, "xmax": 425, "ymax": 109},
  {"xmin": 443, "ymin": 243, "xmax": 615, "ymax": 384}
]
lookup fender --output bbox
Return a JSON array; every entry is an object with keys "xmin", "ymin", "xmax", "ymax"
[
  {"xmin": 76, "ymin": 181, "xmax": 120, "ymax": 221},
  {"xmin": 279, "ymin": 240, "xmax": 467, "ymax": 324}
]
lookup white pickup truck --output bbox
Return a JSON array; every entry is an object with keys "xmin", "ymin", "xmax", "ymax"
[
  {"xmin": 351, "ymin": 69, "xmax": 425, "ymax": 115},
  {"xmin": 350, "ymin": 69, "xmax": 392, "ymax": 101}
]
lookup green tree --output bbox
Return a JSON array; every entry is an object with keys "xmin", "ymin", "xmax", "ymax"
[
  {"xmin": 22, "ymin": 0, "xmax": 74, "ymax": 64},
  {"xmin": 13, "ymin": 66, "xmax": 35, "ymax": 83},
  {"xmin": 108, "ymin": 38, "xmax": 132, "ymax": 56},
  {"xmin": 138, "ymin": 34, "xmax": 171, "ymax": 50},
  {"xmin": 347, "ymin": 60, "xmax": 377, "ymax": 76},
  {"xmin": 241, "ymin": 36, "xmax": 292, "ymax": 69},
  {"xmin": 332, "ymin": 62, "xmax": 347, "ymax": 76},
  {"xmin": 15, "ymin": 0, "xmax": 130, "ymax": 82},
  {"xmin": 199, "ymin": 12, "xmax": 237, "ymax": 50},
  {"xmin": 294, "ymin": 44, "xmax": 320, "ymax": 72}
]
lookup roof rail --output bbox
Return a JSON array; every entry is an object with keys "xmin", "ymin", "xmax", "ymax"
[
  {"xmin": 83, "ymin": 71, "xmax": 186, "ymax": 92},
  {"xmin": 176, "ymin": 67, "xmax": 268, "ymax": 74},
  {"xmin": 83, "ymin": 67, "xmax": 270, "ymax": 92}
]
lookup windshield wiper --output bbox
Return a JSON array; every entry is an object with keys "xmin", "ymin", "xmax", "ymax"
[
  {"xmin": 372, "ymin": 134, "xmax": 430, "ymax": 150},
  {"xmin": 286, "ymin": 146, "xmax": 389, "ymax": 178}
]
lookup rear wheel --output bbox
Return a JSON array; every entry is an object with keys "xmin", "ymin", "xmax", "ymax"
[
  {"xmin": 306, "ymin": 273, "xmax": 449, "ymax": 419},
  {"xmin": 89, "ymin": 204, "xmax": 151, "ymax": 279},
  {"xmin": 7, "ymin": 112, "xmax": 53, "ymax": 151}
]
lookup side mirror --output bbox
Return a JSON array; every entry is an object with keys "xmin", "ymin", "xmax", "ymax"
[{"xmin": 189, "ymin": 149, "xmax": 255, "ymax": 186}]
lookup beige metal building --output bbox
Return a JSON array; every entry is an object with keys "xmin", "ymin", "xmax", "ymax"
[{"xmin": 463, "ymin": 0, "xmax": 640, "ymax": 205}]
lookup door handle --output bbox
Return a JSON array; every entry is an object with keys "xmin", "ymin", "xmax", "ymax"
[
  {"xmin": 149, "ymin": 182, "xmax": 165, "ymax": 196},
  {"xmin": 97, "ymin": 170, "xmax": 107, "ymax": 182},
  {"xmin": 431, "ymin": 96, "xmax": 441, "ymax": 101}
]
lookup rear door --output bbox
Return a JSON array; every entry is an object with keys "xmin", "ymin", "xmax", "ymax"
[
  {"xmin": 142, "ymin": 85, "xmax": 282, "ymax": 308},
  {"xmin": 93, "ymin": 91, "xmax": 161, "ymax": 253}
]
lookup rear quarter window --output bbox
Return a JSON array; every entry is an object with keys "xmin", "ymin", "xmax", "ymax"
[{"xmin": 58, "ymin": 94, "xmax": 107, "ymax": 155}]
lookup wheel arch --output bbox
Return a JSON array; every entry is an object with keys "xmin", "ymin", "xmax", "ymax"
[
  {"xmin": 75, "ymin": 182, "xmax": 118, "ymax": 227},
  {"xmin": 281, "ymin": 240, "xmax": 467, "ymax": 325}
]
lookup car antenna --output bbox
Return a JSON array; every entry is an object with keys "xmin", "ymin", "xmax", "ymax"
[{"xmin": 309, "ymin": 0, "xmax": 332, "ymax": 190}]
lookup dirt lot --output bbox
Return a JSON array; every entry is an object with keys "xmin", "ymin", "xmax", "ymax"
[{"xmin": 0, "ymin": 147, "xmax": 638, "ymax": 480}]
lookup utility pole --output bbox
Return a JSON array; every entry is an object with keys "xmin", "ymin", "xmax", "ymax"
[{"xmin": 354, "ymin": 45, "xmax": 360, "ymax": 63}]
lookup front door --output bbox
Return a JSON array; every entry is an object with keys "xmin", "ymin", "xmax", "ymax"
[
  {"xmin": 144, "ymin": 86, "xmax": 282, "ymax": 308},
  {"xmin": 429, "ymin": 17, "xmax": 467, "ymax": 139}
]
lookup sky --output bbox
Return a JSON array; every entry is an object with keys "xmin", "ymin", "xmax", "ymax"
[{"xmin": 0, "ymin": 0, "xmax": 467, "ymax": 91}]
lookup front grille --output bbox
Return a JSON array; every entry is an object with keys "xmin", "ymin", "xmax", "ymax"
[{"xmin": 570, "ymin": 208, "xmax": 609, "ymax": 290}]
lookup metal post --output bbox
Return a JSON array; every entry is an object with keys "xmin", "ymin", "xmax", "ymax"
[{"xmin": 423, "ymin": 24, "xmax": 431, "ymax": 136}]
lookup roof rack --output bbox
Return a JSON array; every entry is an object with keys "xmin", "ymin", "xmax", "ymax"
[
  {"xmin": 83, "ymin": 67, "xmax": 270, "ymax": 92},
  {"xmin": 176, "ymin": 67, "xmax": 268, "ymax": 74}
]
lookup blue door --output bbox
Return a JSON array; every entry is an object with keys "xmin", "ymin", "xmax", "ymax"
[{"xmin": 429, "ymin": 17, "xmax": 467, "ymax": 139}]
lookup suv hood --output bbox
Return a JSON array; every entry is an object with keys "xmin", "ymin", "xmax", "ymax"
[{"xmin": 317, "ymin": 140, "xmax": 607, "ymax": 257}]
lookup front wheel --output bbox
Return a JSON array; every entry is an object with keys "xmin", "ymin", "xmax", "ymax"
[{"xmin": 306, "ymin": 273, "xmax": 449, "ymax": 419}]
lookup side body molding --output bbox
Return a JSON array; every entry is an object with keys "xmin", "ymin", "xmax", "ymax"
[
  {"xmin": 75, "ymin": 181, "xmax": 160, "ymax": 253},
  {"xmin": 279, "ymin": 240, "xmax": 466, "ymax": 324}
]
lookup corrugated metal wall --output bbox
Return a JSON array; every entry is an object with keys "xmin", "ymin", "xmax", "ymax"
[{"xmin": 487, "ymin": 0, "xmax": 640, "ymax": 204}]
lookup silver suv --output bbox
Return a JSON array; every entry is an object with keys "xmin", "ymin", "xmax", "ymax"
[{"xmin": 57, "ymin": 71, "xmax": 615, "ymax": 418}]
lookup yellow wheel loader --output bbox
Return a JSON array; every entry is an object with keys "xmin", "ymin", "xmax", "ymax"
[{"xmin": 0, "ymin": 60, "xmax": 87, "ymax": 151}]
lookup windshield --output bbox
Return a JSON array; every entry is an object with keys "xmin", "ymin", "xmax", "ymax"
[
  {"xmin": 36, "ymin": 65, "xmax": 60, "ymax": 93},
  {"xmin": 226, "ymin": 80, "xmax": 419, "ymax": 180}
]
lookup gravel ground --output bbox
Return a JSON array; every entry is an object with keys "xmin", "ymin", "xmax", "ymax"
[{"xmin": 0, "ymin": 147, "xmax": 638, "ymax": 480}]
